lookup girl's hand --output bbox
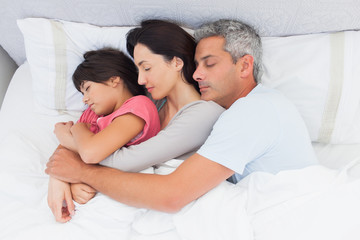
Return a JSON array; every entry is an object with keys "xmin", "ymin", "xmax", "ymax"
[
  {"xmin": 70, "ymin": 183, "xmax": 97, "ymax": 204},
  {"xmin": 54, "ymin": 121, "xmax": 74, "ymax": 142},
  {"xmin": 70, "ymin": 122, "xmax": 88, "ymax": 133},
  {"xmin": 47, "ymin": 177, "xmax": 75, "ymax": 223},
  {"xmin": 54, "ymin": 122, "xmax": 78, "ymax": 151}
]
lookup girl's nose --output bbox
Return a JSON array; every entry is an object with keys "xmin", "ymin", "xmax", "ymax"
[{"xmin": 82, "ymin": 95, "xmax": 89, "ymax": 104}]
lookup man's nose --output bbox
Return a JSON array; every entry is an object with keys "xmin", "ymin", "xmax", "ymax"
[{"xmin": 193, "ymin": 66, "xmax": 204, "ymax": 82}]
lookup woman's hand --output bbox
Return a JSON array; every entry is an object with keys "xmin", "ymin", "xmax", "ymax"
[
  {"xmin": 47, "ymin": 177, "xmax": 75, "ymax": 223},
  {"xmin": 71, "ymin": 183, "xmax": 97, "ymax": 204}
]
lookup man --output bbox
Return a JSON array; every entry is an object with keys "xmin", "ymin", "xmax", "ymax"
[{"xmin": 45, "ymin": 19, "xmax": 317, "ymax": 213}]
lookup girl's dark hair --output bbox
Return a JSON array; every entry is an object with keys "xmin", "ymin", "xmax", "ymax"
[
  {"xmin": 126, "ymin": 19, "xmax": 199, "ymax": 93},
  {"xmin": 72, "ymin": 48, "xmax": 145, "ymax": 96}
]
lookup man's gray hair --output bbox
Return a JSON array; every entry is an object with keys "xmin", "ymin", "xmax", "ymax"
[{"xmin": 194, "ymin": 19, "xmax": 262, "ymax": 83}]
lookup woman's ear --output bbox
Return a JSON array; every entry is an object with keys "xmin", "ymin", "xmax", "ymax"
[{"xmin": 172, "ymin": 56, "xmax": 184, "ymax": 71}]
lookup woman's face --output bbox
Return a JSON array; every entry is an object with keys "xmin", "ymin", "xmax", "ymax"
[{"xmin": 133, "ymin": 43, "xmax": 179, "ymax": 100}]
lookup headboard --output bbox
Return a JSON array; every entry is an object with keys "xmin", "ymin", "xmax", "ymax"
[{"xmin": 1, "ymin": 0, "xmax": 360, "ymax": 66}]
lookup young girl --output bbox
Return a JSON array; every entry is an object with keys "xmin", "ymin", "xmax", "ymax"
[
  {"xmin": 48, "ymin": 48, "xmax": 160, "ymax": 222},
  {"xmin": 53, "ymin": 48, "xmax": 160, "ymax": 163}
]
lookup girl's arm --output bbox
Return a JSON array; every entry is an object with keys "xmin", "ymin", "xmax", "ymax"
[{"xmin": 70, "ymin": 113, "xmax": 145, "ymax": 164}]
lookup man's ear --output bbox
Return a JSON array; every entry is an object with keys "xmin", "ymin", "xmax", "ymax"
[
  {"xmin": 237, "ymin": 55, "xmax": 254, "ymax": 78},
  {"xmin": 172, "ymin": 56, "xmax": 184, "ymax": 71}
]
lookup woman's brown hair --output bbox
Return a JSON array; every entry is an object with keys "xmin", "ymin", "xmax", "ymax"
[{"xmin": 126, "ymin": 19, "xmax": 199, "ymax": 93}]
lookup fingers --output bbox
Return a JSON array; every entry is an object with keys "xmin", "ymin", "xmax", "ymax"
[
  {"xmin": 71, "ymin": 183, "xmax": 96, "ymax": 204},
  {"xmin": 80, "ymin": 183, "xmax": 97, "ymax": 193},
  {"xmin": 50, "ymin": 200, "xmax": 71, "ymax": 223},
  {"xmin": 65, "ymin": 189, "xmax": 75, "ymax": 216},
  {"xmin": 73, "ymin": 194, "xmax": 87, "ymax": 204},
  {"xmin": 45, "ymin": 148, "xmax": 62, "ymax": 175},
  {"xmin": 67, "ymin": 121, "xmax": 74, "ymax": 126}
]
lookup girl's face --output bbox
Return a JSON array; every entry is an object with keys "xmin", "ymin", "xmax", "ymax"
[
  {"xmin": 80, "ymin": 79, "xmax": 118, "ymax": 116},
  {"xmin": 133, "ymin": 43, "xmax": 180, "ymax": 100}
]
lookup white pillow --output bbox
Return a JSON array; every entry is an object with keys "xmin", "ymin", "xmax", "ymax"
[
  {"xmin": 17, "ymin": 18, "xmax": 134, "ymax": 115},
  {"xmin": 17, "ymin": 17, "xmax": 360, "ymax": 144},
  {"xmin": 261, "ymin": 31, "xmax": 360, "ymax": 144}
]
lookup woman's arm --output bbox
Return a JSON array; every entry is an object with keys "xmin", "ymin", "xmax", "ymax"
[
  {"xmin": 71, "ymin": 113, "xmax": 145, "ymax": 164},
  {"xmin": 48, "ymin": 176, "xmax": 75, "ymax": 222},
  {"xmin": 101, "ymin": 101, "xmax": 225, "ymax": 172}
]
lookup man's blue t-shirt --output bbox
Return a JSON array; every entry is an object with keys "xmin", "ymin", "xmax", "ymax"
[{"xmin": 197, "ymin": 84, "xmax": 317, "ymax": 183}]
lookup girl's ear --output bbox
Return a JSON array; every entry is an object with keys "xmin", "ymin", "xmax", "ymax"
[
  {"xmin": 172, "ymin": 56, "xmax": 184, "ymax": 71},
  {"xmin": 110, "ymin": 76, "xmax": 121, "ymax": 87}
]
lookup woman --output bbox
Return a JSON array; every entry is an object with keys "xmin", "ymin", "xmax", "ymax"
[{"xmin": 48, "ymin": 19, "xmax": 224, "ymax": 223}]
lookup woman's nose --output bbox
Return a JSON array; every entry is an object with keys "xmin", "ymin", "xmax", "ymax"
[{"xmin": 138, "ymin": 72, "xmax": 146, "ymax": 85}]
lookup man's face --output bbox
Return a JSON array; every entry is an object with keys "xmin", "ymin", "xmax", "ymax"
[{"xmin": 193, "ymin": 36, "xmax": 240, "ymax": 109}]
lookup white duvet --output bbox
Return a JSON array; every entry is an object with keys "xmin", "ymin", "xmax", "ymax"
[
  {"xmin": 1, "ymin": 64, "xmax": 360, "ymax": 239},
  {"xmin": 1, "ymin": 132, "xmax": 360, "ymax": 240}
]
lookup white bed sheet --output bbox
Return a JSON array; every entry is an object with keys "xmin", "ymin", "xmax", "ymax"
[{"xmin": 1, "ymin": 63, "xmax": 360, "ymax": 240}]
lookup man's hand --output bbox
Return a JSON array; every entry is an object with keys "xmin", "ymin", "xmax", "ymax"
[
  {"xmin": 45, "ymin": 146, "xmax": 88, "ymax": 183},
  {"xmin": 71, "ymin": 183, "xmax": 97, "ymax": 204}
]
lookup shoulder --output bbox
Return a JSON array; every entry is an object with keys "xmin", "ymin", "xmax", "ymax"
[
  {"xmin": 78, "ymin": 107, "xmax": 99, "ymax": 123},
  {"xmin": 165, "ymin": 100, "xmax": 225, "ymax": 132},
  {"xmin": 124, "ymin": 95, "xmax": 155, "ymax": 107},
  {"xmin": 227, "ymin": 85, "xmax": 285, "ymax": 116},
  {"xmin": 105, "ymin": 96, "xmax": 158, "ymax": 122},
  {"xmin": 178, "ymin": 100, "xmax": 225, "ymax": 116},
  {"xmin": 214, "ymin": 86, "xmax": 284, "ymax": 130},
  {"xmin": 120, "ymin": 95, "xmax": 158, "ymax": 113}
]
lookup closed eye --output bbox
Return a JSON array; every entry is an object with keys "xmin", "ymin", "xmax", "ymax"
[
  {"xmin": 80, "ymin": 84, "xmax": 90, "ymax": 94},
  {"xmin": 204, "ymin": 58, "xmax": 217, "ymax": 68}
]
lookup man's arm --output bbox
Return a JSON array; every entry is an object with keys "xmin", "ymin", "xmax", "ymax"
[{"xmin": 45, "ymin": 147, "xmax": 234, "ymax": 212}]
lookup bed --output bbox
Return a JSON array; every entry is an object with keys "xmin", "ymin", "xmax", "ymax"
[{"xmin": 1, "ymin": 0, "xmax": 360, "ymax": 239}]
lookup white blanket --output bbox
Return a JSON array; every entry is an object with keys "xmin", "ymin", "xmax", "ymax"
[
  {"xmin": 1, "ymin": 63, "xmax": 360, "ymax": 239},
  {"xmin": 1, "ymin": 131, "xmax": 360, "ymax": 240}
]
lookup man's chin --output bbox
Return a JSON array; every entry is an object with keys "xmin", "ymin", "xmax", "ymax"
[{"xmin": 200, "ymin": 93, "xmax": 212, "ymax": 101}]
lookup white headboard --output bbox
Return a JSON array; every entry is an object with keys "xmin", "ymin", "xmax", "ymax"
[{"xmin": 1, "ymin": 0, "xmax": 360, "ymax": 66}]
